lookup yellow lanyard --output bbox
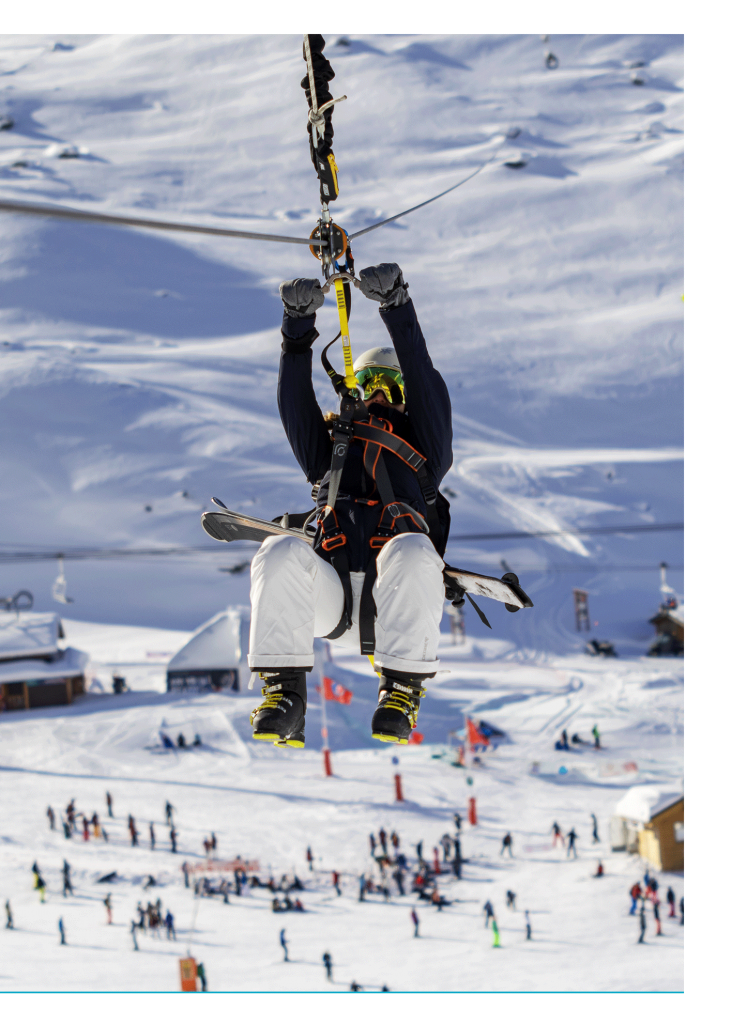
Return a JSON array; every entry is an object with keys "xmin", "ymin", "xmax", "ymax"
[
  {"xmin": 334, "ymin": 278, "xmax": 358, "ymax": 389},
  {"xmin": 333, "ymin": 277, "xmax": 378, "ymax": 676}
]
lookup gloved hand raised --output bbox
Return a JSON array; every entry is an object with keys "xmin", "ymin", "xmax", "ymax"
[
  {"xmin": 358, "ymin": 264, "xmax": 409, "ymax": 309},
  {"xmin": 280, "ymin": 278, "xmax": 325, "ymax": 318}
]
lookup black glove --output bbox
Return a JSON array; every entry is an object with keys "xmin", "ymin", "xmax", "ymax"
[
  {"xmin": 359, "ymin": 264, "xmax": 409, "ymax": 309},
  {"xmin": 280, "ymin": 278, "xmax": 324, "ymax": 318}
]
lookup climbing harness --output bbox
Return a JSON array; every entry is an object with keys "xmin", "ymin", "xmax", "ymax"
[{"xmin": 313, "ymin": 335, "xmax": 450, "ymax": 657}]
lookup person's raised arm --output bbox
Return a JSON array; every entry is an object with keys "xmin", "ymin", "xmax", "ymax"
[
  {"xmin": 277, "ymin": 278, "xmax": 332, "ymax": 485},
  {"xmin": 359, "ymin": 264, "xmax": 452, "ymax": 484}
]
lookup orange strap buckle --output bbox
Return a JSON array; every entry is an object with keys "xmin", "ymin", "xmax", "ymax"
[{"xmin": 321, "ymin": 533, "xmax": 347, "ymax": 552}]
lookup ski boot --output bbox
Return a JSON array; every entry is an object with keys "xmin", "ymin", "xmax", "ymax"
[
  {"xmin": 250, "ymin": 669, "xmax": 307, "ymax": 748},
  {"xmin": 371, "ymin": 670, "xmax": 432, "ymax": 744}
]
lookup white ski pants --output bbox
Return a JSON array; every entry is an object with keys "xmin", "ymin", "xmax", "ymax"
[{"xmin": 248, "ymin": 532, "xmax": 444, "ymax": 674}]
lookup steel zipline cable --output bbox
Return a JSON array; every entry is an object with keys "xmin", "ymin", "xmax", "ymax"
[{"xmin": 0, "ymin": 198, "xmax": 326, "ymax": 246}]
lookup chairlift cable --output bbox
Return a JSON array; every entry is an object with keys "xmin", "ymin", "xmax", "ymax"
[
  {"xmin": 452, "ymin": 522, "xmax": 684, "ymax": 542},
  {"xmin": 0, "ymin": 522, "xmax": 682, "ymax": 565}
]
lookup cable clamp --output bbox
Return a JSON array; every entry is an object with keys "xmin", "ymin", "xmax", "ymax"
[{"xmin": 308, "ymin": 95, "xmax": 347, "ymax": 130}]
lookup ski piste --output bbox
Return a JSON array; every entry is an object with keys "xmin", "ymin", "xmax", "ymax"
[{"xmin": 201, "ymin": 504, "xmax": 534, "ymax": 614}]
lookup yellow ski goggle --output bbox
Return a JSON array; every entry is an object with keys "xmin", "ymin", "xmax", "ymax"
[{"xmin": 351, "ymin": 366, "xmax": 406, "ymax": 404}]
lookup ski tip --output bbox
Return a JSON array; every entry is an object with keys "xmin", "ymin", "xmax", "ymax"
[
  {"xmin": 513, "ymin": 587, "xmax": 534, "ymax": 609},
  {"xmin": 211, "ymin": 496, "xmax": 228, "ymax": 509}
]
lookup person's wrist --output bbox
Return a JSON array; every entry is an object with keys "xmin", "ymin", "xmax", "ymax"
[
  {"xmin": 379, "ymin": 287, "xmax": 409, "ymax": 310},
  {"xmin": 282, "ymin": 313, "xmax": 316, "ymax": 338}
]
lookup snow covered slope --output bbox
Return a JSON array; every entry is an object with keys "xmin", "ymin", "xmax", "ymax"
[
  {"xmin": 0, "ymin": 621, "xmax": 683, "ymax": 992},
  {"xmin": 0, "ymin": 34, "xmax": 682, "ymax": 645}
]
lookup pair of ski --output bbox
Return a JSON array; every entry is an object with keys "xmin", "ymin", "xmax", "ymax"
[{"xmin": 201, "ymin": 500, "xmax": 533, "ymax": 614}]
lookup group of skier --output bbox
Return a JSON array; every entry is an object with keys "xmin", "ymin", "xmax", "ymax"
[
  {"xmin": 9, "ymin": 793, "xmax": 201, "ymax": 954},
  {"xmin": 46, "ymin": 799, "xmax": 109, "ymax": 842},
  {"xmin": 27, "ymin": 860, "xmax": 76, "ymax": 903},
  {"xmin": 133, "ymin": 899, "xmax": 176, "ymax": 940},
  {"xmin": 631, "ymin": 877, "xmax": 683, "ymax": 942},
  {"xmin": 550, "ymin": 818, "xmax": 600, "ymax": 856},
  {"xmin": 20, "ymin": 775, "xmax": 682, "ymax": 969},
  {"xmin": 128, "ymin": 801, "xmax": 179, "ymax": 853},
  {"xmin": 10, "ymin": 796, "xmax": 685, "ymax": 976},
  {"xmin": 481, "ymin": 894, "xmax": 525, "ymax": 948},
  {"xmin": 45, "ymin": 796, "xmax": 180, "ymax": 853},
  {"xmin": 554, "ymin": 727, "xmax": 602, "ymax": 751}
]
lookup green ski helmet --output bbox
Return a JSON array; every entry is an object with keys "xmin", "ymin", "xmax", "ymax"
[{"xmin": 352, "ymin": 346, "xmax": 405, "ymax": 404}]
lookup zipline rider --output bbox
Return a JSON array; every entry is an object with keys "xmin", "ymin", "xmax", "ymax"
[{"xmin": 248, "ymin": 263, "xmax": 453, "ymax": 748}]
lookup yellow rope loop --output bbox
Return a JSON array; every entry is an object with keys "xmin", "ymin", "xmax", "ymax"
[{"xmin": 334, "ymin": 278, "xmax": 358, "ymax": 388}]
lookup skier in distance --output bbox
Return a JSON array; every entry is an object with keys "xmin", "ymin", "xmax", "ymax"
[
  {"xmin": 248, "ymin": 265, "xmax": 452, "ymax": 748},
  {"xmin": 566, "ymin": 828, "xmax": 579, "ymax": 859},
  {"xmin": 483, "ymin": 899, "xmax": 495, "ymax": 926}
]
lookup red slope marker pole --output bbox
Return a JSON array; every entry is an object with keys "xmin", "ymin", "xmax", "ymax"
[
  {"xmin": 468, "ymin": 796, "xmax": 478, "ymax": 826},
  {"xmin": 319, "ymin": 672, "xmax": 333, "ymax": 777}
]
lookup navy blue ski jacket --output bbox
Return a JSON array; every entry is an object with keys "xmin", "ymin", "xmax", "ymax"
[{"xmin": 277, "ymin": 298, "xmax": 453, "ymax": 572}]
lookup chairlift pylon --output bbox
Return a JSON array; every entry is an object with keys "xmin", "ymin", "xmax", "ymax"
[{"xmin": 52, "ymin": 556, "xmax": 74, "ymax": 604}]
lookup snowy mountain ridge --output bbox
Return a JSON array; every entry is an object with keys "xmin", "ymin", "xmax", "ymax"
[{"xmin": 0, "ymin": 34, "xmax": 683, "ymax": 643}]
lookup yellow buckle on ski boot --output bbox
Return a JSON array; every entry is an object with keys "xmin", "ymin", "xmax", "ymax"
[{"xmin": 371, "ymin": 676, "xmax": 427, "ymax": 745}]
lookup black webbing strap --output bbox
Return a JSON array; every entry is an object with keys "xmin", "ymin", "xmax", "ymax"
[
  {"xmin": 371, "ymin": 450, "xmax": 397, "ymax": 509},
  {"xmin": 324, "ymin": 546, "xmax": 353, "ymax": 640},
  {"xmin": 358, "ymin": 560, "xmax": 378, "ymax": 656},
  {"xmin": 318, "ymin": 394, "xmax": 368, "ymax": 641},
  {"xmin": 352, "ymin": 421, "xmax": 426, "ymax": 471},
  {"xmin": 465, "ymin": 592, "xmax": 492, "ymax": 630},
  {"xmin": 326, "ymin": 428, "xmax": 352, "ymax": 510}
]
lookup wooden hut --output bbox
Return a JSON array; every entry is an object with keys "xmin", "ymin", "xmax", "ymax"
[
  {"xmin": 0, "ymin": 611, "xmax": 87, "ymax": 711},
  {"xmin": 611, "ymin": 786, "xmax": 683, "ymax": 872},
  {"xmin": 638, "ymin": 795, "xmax": 684, "ymax": 872},
  {"xmin": 649, "ymin": 600, "xmax": 684, "ymax": 656},
  {"xmin": 166, "ymin": 607, "xmax": 247, "ymax": 693}
]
